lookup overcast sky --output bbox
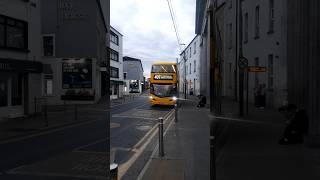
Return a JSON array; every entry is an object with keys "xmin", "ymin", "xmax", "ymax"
[{"xmin": 111, "ymin": 0, "xmax": 196, "ymax": 78}]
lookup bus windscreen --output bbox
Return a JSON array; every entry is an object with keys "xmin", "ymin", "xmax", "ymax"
[{"xmin": 151, "ymin": 65, "xmax": 176, "ymax": 73}]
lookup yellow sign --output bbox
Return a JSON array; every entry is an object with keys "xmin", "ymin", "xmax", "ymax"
[{"xmin": 247, "ymin": 66, "xmax": 267, "ymax": 72}]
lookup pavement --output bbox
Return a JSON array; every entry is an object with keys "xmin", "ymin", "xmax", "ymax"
[{"xmin": 138, "ymin": 95, "xmax": 320, "ymax": 180}]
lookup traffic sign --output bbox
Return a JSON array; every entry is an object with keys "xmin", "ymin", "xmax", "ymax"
[{"xmin": 247, "ymin": 66, "xmax": 267, "ymax": 72}]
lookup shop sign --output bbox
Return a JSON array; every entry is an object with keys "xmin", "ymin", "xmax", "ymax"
[{"xmin": 62, "ymin": 59, "xmax": 92, "ymax": 89}]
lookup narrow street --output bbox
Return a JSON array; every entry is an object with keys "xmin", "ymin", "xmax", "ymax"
[{"xmin": 0, "ymin": 94, "xmax": 172, "ymax": 180}]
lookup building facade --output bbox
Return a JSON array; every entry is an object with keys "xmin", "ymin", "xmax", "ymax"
[
  {"xmin": 222, "ymin": 0, "xmax": 287, "ymax": 108},
  {"xmin": 0, "ymin": 0, "xmax": 43, "ymax": 120},
  {"xmin": 41, "ymin": 0, "xmax": 109, "ymax": 105},
  {"xmin": 287, "ymin": 0, "xmax": 320, "ymax": 146},
  {"xmin": 179, "ymin": 35, "xmax": 201, "ymax": 96},
  {"xmin": 110, "ymin": 26, "xmax": 124, "ymax": 100},
  {"xmin": 123, "ymin": 56, "xmax": 144, "ymax": 94}
]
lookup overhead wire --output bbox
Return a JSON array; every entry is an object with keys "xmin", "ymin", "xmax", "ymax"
[{"xmin": 166, "ymin": 0, "xmax": 183, "ymax": 52}]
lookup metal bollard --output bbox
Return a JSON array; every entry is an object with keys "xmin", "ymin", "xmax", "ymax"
[
  {"xmin": 174, "ymin": 104, "xmax": 178, "ymax": 123},
  {"xmin": 110, "ymin": 163, "xmax": 118, "ymax": 180},
  {"xmin": 158, "ymin": 117, "xmax": 164, "ymax": 157}
]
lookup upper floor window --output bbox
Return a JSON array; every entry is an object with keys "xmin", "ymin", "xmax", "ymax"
[
  {"xmin": 194, "ymin": 42, "xmax": 196, "ymax": 54},
  {"xmin": 254, "ymin": 6, "xmax": 260, "ymax": 39},
  {"xmin": 110, "ymin": 31, "xmax": 119, "ymax": 45},
  {"xmin": 194, "ymin": 60, "xmax": 196, "ymax": 72},
  {"xmin": 228, "ymin": 0, "xmax": 232, "ymax": 9},
  {"xmin": 268, "ymin": 0, "xmax": 275, "ymax": 33},
  {"xmin": 244, "ymin": 13, "xmax": 248, "ymax": 43},
  {"xmin": 110, "ymin": 66, "xmax": 119, "ymax": 78},
  {"xmin": 189, "ymin": 63, "xmax": 191, "ymax": 74},
  {"xmin": 123, "ymin": 72, "xmax": 127, "ymax": 79},
  {"xmin": 228, "ymin": 23, "xmax": 232, "ymax": 49},
  {"xmin": 110, "ymin": 49, "xmax": 119, "ymax": 61},
  {"xmin": 43, "ymin": 35, "xmax": 55, "ymax": 56},
  {"xmin": 189, "ymin": 47, "xmax": 192, "ymax": 58},
  {"xmin": 0, "ymin": 15, "xmax": 28, "ymax": 51}
]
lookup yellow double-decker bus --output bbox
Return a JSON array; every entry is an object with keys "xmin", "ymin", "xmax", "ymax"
[{"xmin": 149, "ymin": 62, "xmax": 178, "ymax": 106}]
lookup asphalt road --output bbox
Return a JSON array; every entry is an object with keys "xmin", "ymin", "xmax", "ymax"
[{"xmin": 0, "ymin": 95, "xmax": 172, "ymax": 180}]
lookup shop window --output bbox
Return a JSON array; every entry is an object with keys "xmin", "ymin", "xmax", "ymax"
[{"xmin": 0, "ymin": 78, "xmax": 8, "ymax": 107}]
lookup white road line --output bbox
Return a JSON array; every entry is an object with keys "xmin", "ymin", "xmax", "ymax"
[
  {"xmin": 136, "ymin": 110, "xmax": 176, "ymax": 180},
  {"xmin": 0, "ymin": 120, "xmax": 98, "ymax": 145},
  {"xmin": 209, "ymin": 115, "xmax": 283, "ymax": 126},
  {"xmin": 118, "ymin": 110, "xmax": 175, "ymax": 179},
  {"xmin": 74, "ymin": 138, "xmax": 107, "ymax": 151}
]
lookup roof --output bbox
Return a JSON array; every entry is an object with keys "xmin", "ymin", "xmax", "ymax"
[
  {"xmin": 152, "ymin": 61, "xmax": 177, "ymax": 65},
  {"xmin": 110, "ymin": 26, "xmax": 123, "ymax": 36},
  {"xmin": 123, "ymin": 56, "xmax": 144, "ymax": 72},
  {"xmin": 179, "ymin": 35, "xmax": 199, "ymax": 55}
]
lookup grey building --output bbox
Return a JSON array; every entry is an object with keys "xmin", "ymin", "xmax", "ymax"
[
  {"xmin": 41, "ymin": 0, "xmax": 109, "ymax": 105},
  {"xmin": 123, "ymin": 56, "xmax": 144, "ymax": 94},
  {"xmin": 223, "ymin": 0, "xmax": 288, "ymax": 108},
  {"xmin": 0, "ymin": 0, "xmax": 43, "ymax": 120}
]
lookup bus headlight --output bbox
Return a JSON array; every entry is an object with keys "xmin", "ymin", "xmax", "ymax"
[
  {"xmin": 172, "ymin": 96, "xmax": 177, "ymax": 101},
  {"xmin": 149, "ymin": 96, "xmax": 153, "ymax": 99}
]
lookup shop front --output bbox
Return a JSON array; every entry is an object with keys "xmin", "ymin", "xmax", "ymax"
[{"xmin": 0, "ymin": 58, "xmax": 42, "ymax": 121}]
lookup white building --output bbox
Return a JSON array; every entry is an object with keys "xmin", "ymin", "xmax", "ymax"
[
  {"xmin": 0, "ymin": 0, "xmax": 43, "ymax": 120},
  {"xmin": 110, "ymin": 26, "xmax": 124, "ymax": 100},
  {"xmin": 179, "ymin": 35, "xmax": 201, "ymax": 96},
  {"xmin": 223, "ymin": 0, "xmax": 287, "ymax": 108}
]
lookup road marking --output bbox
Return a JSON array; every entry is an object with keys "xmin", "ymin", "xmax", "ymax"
[
  {"xmin": 74, "ymin": 138, "xmax": 107, "ymax": 151},
  {"xmin": 136, "ymin": 110, "xmax": 176, "ymax": 180},
  {"xmin": 209, "ymin": 115, "xmax": 283, "ymax": 126},
  {"xmin": 110, "ymin": 122, "xmax": 121, "ymax": 128},
  {"xmin": 0, "ymin": 120, "xmax": 98, "ymax": 145},
  {"xmin": 118, "ymin": 109, "xmax": 175, "ymax": 179}
]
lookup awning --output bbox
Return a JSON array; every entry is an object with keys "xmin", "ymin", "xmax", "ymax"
[
  {"xmin": 0, "ymin": 58, "xmax": 42, "ymax": 73},
  {"xmin": 111, "ymin": 80, "xmax": 124, "ymax": 85}
]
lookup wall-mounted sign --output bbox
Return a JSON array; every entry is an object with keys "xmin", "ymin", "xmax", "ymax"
[
  {"xmin": 0, "ymin": 58, "xmax": 42, "ymax": 73},
  {"xmin": 62, "ymin": 59, "xmax": 92, "ymax": 89},
  {"xmin": 60, "ymin": 0, "xmax": 87, "ymax": 20},
  {"xmin": 154, "ymin": 74, "xmax": 173, "ymax": 80},
  {"xmin": 247, "ymin": 66, "xmax": 267, "ymax": 72}
]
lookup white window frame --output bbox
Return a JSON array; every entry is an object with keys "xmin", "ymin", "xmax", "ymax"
[{"xmin": 42, "ymin": 34, "xmax": 56, "ymax": 57}]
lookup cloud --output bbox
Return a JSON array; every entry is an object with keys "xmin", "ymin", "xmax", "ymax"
[{"xmin": 111, "ymin": 0, "xmax": 196, "ymax": 77}]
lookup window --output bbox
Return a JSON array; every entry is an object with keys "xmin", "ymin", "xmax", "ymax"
[
  {"xmin": 123, "ymin": 72, "xmax": 127, "ymax": 79},
  {"xmin": 228, "ymin": 23, "xmax": 232, "ymax": 49},
  {"xmin": 44, "ymin": 74, "xmax": 53, "ymax": 96},
  {"xmin": 0, "ymin": 77, "xmax": 8, "ymax": 107},
  {"xmin": 228, "ymin": 0, "xmax": 232, "ymax": 9},
  {"xmin": 0, "ymin": 15, "xmax": 28, "ymax": 50},
  {"xmin": 11, "ymin": 74, "xmax": 22, "ymax": 105},
  {"xmin": 244, "ymin": 13, "xmax": 248, "ymax": 43},
  {"xmin": 254, "ymin": 57, "xmax": 259, "ymax": 86},
  {"xmin": 110, "ymin": 66, "xmax": 119, "ymax": 78},
  {"xmin": 190, "ymin": 47, "xmax": 192, "ymax": 58},
  {"xmin": 110, "ymin": 31, "xmax": 119, "ymax": 45},
  {"xmin": 268, "ymin": 54, "xmax": 274, "ymax": 89},
  {"xmin": 255, "ymin": 6, "xmax": 260, "ymax": 38},
  {"xmin": 0, "ymin": 16, "xmax": 4, "ymax": 47},
  {"xmin": 194, "ymin": 42, "xmax": 196, "ymax": 54},
  {"xmin": 268, "ymin": 0, "xmax": 274, "ymax": 33},
  {"xmin": 189, "ymin": 63, "xmax": 191, "ymax": 74},
  {"xmin": 110, "ymin": 49, "xmax": 119, "ymax": 61},
  {"xmin": 186, "ymin": 66, "xmax": 188, "ymax": 76},
  {"xmin": 194, "ymin": 60, "xmax": 196, "ymax": 72},
  {"xmin": 43, "ymin": 35, "xmax": 55, "ymax": 56}
]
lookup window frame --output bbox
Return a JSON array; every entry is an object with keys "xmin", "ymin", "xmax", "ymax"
[
  {"xmin": 244, "ymin": 13, "xmax": 248, "ymax": 43},
  {"xmin": 110, "ymin": 66, "xmax": 119, "ymax": 78},
  {"xmin": 110, "ymin": 49, "xmax": 119, "ymax": 62},
  {"xmin": 0, "ymin": 14, "xmax": 28, "ymax": 52},
  {"xmin": 110, "ymin": 30, "xmax": 119, "ymax": 45},
  {"xmin": 268, "ymin": 0, "xmax": 275, "ymax": 34},
  {"xmin": 254, "ymin": 6, "xmax": 260, "ymax": 39},
  {"xmin": 42, "ymin": 34, "xmax": 55, "ymax": 57}
]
